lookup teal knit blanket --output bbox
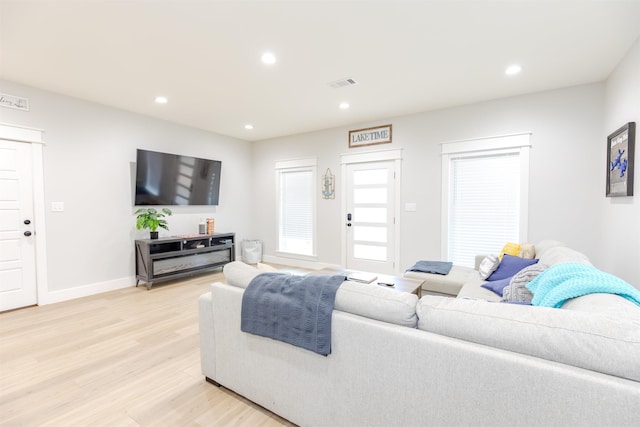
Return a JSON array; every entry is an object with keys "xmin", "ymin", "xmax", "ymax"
[{"xmin": 527, "ymin": 263, "xmax": 640, "ymax": 308}]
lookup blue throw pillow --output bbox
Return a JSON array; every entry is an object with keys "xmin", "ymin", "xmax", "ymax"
[
  {"xmin": 481, "ymin": 277, "xmax": 513, "ymax": 296},
  {"xmin": 487, "ymin": 254, "xmax": 538, "ymax": 282}
]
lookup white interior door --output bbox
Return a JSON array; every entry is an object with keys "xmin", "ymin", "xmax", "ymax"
[
  {"xmin": 0, "ymin": 140, "xmax": 37, "ymax": 312},
  {"xmin": 345, "ymin": 161, "xmax": 396, "ymax": 274}
]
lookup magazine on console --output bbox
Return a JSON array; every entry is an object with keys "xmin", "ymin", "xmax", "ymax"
[{"xmin": 346, "ymin": 271, "xmax": 378, "ymax": 284}]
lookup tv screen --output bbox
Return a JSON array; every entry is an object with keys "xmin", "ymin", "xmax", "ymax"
[{"xmin": 135, "ymin": 149, "xmax": 222, "ymax": 206}]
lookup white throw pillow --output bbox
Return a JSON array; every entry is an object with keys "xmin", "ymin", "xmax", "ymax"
[{"xmin": 478, "ymin": 255, "xmax": 500, "ymax": 279}]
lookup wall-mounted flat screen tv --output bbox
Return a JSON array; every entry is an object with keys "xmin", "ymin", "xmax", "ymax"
[{"xmin": 135, "ymin": 149, "xmax": 222, "ymax": 206}]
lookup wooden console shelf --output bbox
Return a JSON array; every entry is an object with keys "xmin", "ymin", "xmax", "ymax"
[{"xmin": 135, "ymin": 232, "xmax": 235, "ymax": 290}]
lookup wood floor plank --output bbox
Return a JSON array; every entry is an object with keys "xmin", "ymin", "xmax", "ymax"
[{"xmin": 0, "ymin": 271, "xmax": 295, "ymax": 426}]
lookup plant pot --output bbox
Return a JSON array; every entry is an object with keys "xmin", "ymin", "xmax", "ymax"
[{"xmin": 150, "ymin": 231, "xmax": 159, "ymax": 239}]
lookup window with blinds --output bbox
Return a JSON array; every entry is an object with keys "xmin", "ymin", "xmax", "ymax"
[
  {"xmin": 441, "ymin": 134, "xmax": 531, "ymax": 268},
  {"xmin": 448, "ymin": 152, "xmax": 520, "ymax": 266},
  {"xmin": 276, "ymin": 159, "xmax": 316, "ymax": 257}
]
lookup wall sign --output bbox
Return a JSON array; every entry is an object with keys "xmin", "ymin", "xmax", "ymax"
[
  {"xmin": 349, "ymin": 124, "xmax": 392, "ymax": 148},
  {"xmin": 0, "ymin": 92, "xmax": 30, "ymax": 111}
]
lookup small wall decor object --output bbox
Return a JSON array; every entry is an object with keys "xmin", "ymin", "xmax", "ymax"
[
  {"xmin": 349, "ymin": 124, "xmax": 392, "ymax": 148},
  {"xmin": 322, "ymin": 168, "xmax": 335, "ymax": 199},
  {"xmin": 0, "ymin": 92, "xmax": 29, "ymax": 111},
  {"xmin": 606, "ymin": 122, "xmax": 635, "ymax": 197}
]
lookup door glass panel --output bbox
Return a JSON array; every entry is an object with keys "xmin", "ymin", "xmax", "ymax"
[
  {"xmin": 354, "ymin": 226, "xmax": 387, "ymax": 243},
  {"xmin": 354, "ymin": 244, "xmax": 387, "ymax": 261},
  {"xmin": 353, "ymin": 169, "xmax": 387, "ymax": 185},
  {"xmin": 353, "ymin": 207, "xmax": 387, "ymax": 223},
  {"xmin": 354, "ymin": 188, "xmax": 387, "ymax": 204}
]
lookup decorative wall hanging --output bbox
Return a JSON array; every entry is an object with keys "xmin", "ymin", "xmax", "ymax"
[
  {"xmin": 322, "ymin": 168, "xmax": 335, "ymax": 199},
  {"xmin": 606, "ymin": 122, "xmax": 635, "ymax": 197},
  {"xmin": 0, "ymin": 92, "xmax": 29, "ymax": 111},
  {"xmin": 349, "ymin": 124, "xmax": 392, "ymax": 148}
]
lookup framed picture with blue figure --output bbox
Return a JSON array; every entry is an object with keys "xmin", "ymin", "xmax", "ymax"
[{"xmin": 606, "ymin": 122, "xmax": 635, "ymax": 197}]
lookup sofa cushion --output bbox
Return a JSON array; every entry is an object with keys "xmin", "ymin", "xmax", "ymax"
[
  {"xmin": 533, "ymin": 240, "xmax": 565, "ymax": 258},
  {"xmin": 457, "ymin": 283, "xmax": 501, "ymax": 302},
  {"xmin": 487, "ymin": 254, "xmax": 538, "ymax": 281},
  {"xmin": 537, "ymin": 246, "xmax": 590, "ymax": 266},
  {"xmin": 223, "ymin": 261, "xmax": 418, "ymax": 327},
  {"xmin": 223, "ymin": 260, "xmax": 263, "ymax": 288},
  {"xmin": 404, "ymin": 265, "xmax": 479, "ymax": 296},
  {"xmin": 416, "ymin": 296, "xmax": 640, "ymax": 381},
  {"xmin": 562, "ymin": 293, "xmax": 640, "ymax": 319},
  {"xmin": 334, "ymin": 280, "xmax": 418, "ymax": 327}
]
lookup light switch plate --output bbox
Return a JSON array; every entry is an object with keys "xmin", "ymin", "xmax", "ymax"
[{"xmin": 405, "ymin": 202, "xmax": 417, "ymax": 212}]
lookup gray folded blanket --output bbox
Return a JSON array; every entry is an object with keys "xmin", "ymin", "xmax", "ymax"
[
  {"xmin": 406, "ymin": 260, "xmax": 453, "ymax": 275},
  {"xmin": 241, "ymin": 272, "xmax": 346, "ymax": 356}
]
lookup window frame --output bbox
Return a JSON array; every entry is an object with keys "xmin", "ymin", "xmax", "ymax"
[
  {"xmin": 275, "ymin": 158, "xmax": 317, "ymax": 260},
  {"xmin": 440, "ymin": 133, "xmax": 531, "ymax": 266}
]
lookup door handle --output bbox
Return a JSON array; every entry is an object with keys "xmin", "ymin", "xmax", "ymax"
[
  {"xmin": 347, "ymin": 223, "xmax": 352, "ymax": 227},
  {"xmin": 24, "ymin": 219, "xmax": 31, "ymax": 225},
  {"xmin": 24, "ymin": 231, "xmax": 32, "ymax": 237}
]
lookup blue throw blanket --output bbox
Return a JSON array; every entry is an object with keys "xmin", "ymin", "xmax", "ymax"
[
  {"xmin": 406, "ymin": 260, "xmax": 453, "ymax": 275},
  {"xmin": 526, "ymin": 263, "xmax": 640, "ymax": 308},
  {"xmin": 241, "ymin": 273, "xmax": 345, "ymax": 356}
]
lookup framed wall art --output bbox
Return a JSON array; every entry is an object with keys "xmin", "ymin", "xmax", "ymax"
[{"xmin": 606, "ymin": 122, "xmax": 635, "ymax": 197}]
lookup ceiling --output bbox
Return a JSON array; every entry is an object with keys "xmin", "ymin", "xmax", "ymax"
[{"xmin": 1, "ymin": 1, "xmax": 639, "ymax": 142}]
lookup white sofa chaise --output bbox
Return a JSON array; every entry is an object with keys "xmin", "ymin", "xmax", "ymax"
[{"xmin": 199, "ymin": 258, "xmax": 640, "ymax": 427}]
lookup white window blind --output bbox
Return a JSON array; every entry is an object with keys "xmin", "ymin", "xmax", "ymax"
[
  {"xmin": 441, "ymin": 133, "xmax": 531, "ymax": 268},
  {"xmin": 276, "ymin": 159, "xmax": 316, "ymax": 257},
  {"xmin": 448, "ymin": 152, "xmax": 520, "ymax": 266}
]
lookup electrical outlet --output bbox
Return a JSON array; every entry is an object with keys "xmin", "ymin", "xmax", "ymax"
[{"xmin": 51, "ymin": 202, "xmax": 65, "ymax": 212}]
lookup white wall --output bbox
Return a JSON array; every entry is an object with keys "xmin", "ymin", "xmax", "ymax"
[
  {"xmin": 3, "ymin": 37, "xmax": 638, "ymax": 304},
  {"xmin": 0, "ymin": 80, "xmax": 253, "ymax": 301},
  {"xmin": 602, "ymin": 37, "xmax": 640, "ymax": 287},
  {"xmin": 252, "ymin": 83, "xmax": 608, "ymax": 275}
]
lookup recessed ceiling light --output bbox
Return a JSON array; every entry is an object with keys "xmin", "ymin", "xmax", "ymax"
[
  {"xmin": 244, "ymin": 124, "xmax": 254, "ymax": 130},
  {"xmin": 505, "ymin": 64, "xmax": 522, "ymax": 76},
  {"xmin": 155, "ymin": 96, "xmax": 168, "ymax": 104},
  {"xmin": 261, "ymin": 52, "xmax": 276, "ymax": 65},
  {"xmin": 339, "ymin": 102, "xmax": 350, "ymax": 109}
]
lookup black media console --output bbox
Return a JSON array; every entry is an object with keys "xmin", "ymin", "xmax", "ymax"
[{"xmin": 135, "ymin": 232, "xmax": 235, "ymax": 290}]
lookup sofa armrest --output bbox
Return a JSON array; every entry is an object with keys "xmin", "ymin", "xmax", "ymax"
[
  {"xmin": 198, "ymin": 289, "xmax": 216, "ymax": 379},
  {"xmin": 474, "ymin": 255, "xmax": 487, "ymax": 271}
]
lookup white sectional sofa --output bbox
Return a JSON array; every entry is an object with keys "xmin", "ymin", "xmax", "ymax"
[{"xmin": 199, "ymin": 252, "xmax": 640, "ymax": 427}]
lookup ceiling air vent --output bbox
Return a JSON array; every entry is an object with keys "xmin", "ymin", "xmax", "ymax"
[{"xmin": 328, "ymin": 78, "xmax": 358, "ymax": 89}]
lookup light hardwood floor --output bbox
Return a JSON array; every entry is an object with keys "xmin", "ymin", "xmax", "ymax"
[{"xmin": 0, "ymin": 271, "xmax": 296, "ymax": 426}]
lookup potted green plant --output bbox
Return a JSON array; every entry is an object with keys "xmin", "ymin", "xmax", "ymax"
[{"xmin": 135, "ymin": 207, "xmax": 172, "ymax": 239}]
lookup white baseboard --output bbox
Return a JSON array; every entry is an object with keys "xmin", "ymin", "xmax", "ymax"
[
  {"xmin": 262, "ymin": 254, "xmax": 343, "ymax": 271},
  {"xmin": 40, "ymin": 276, "xmax": 136, "ymax": 305}
]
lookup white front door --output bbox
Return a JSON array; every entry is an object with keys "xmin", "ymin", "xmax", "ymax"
[
  {"xmin": 0, "ymin": 140, "xmax": 37, "ymax": 312},
  {"xmin": 345, "ymin": 161, "xmax": 396, "ymax": 274}
]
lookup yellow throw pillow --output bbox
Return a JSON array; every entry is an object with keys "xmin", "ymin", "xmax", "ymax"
[{"xmin": 499, "ymin": 242, "xmax": 521, "ymax": 260}]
